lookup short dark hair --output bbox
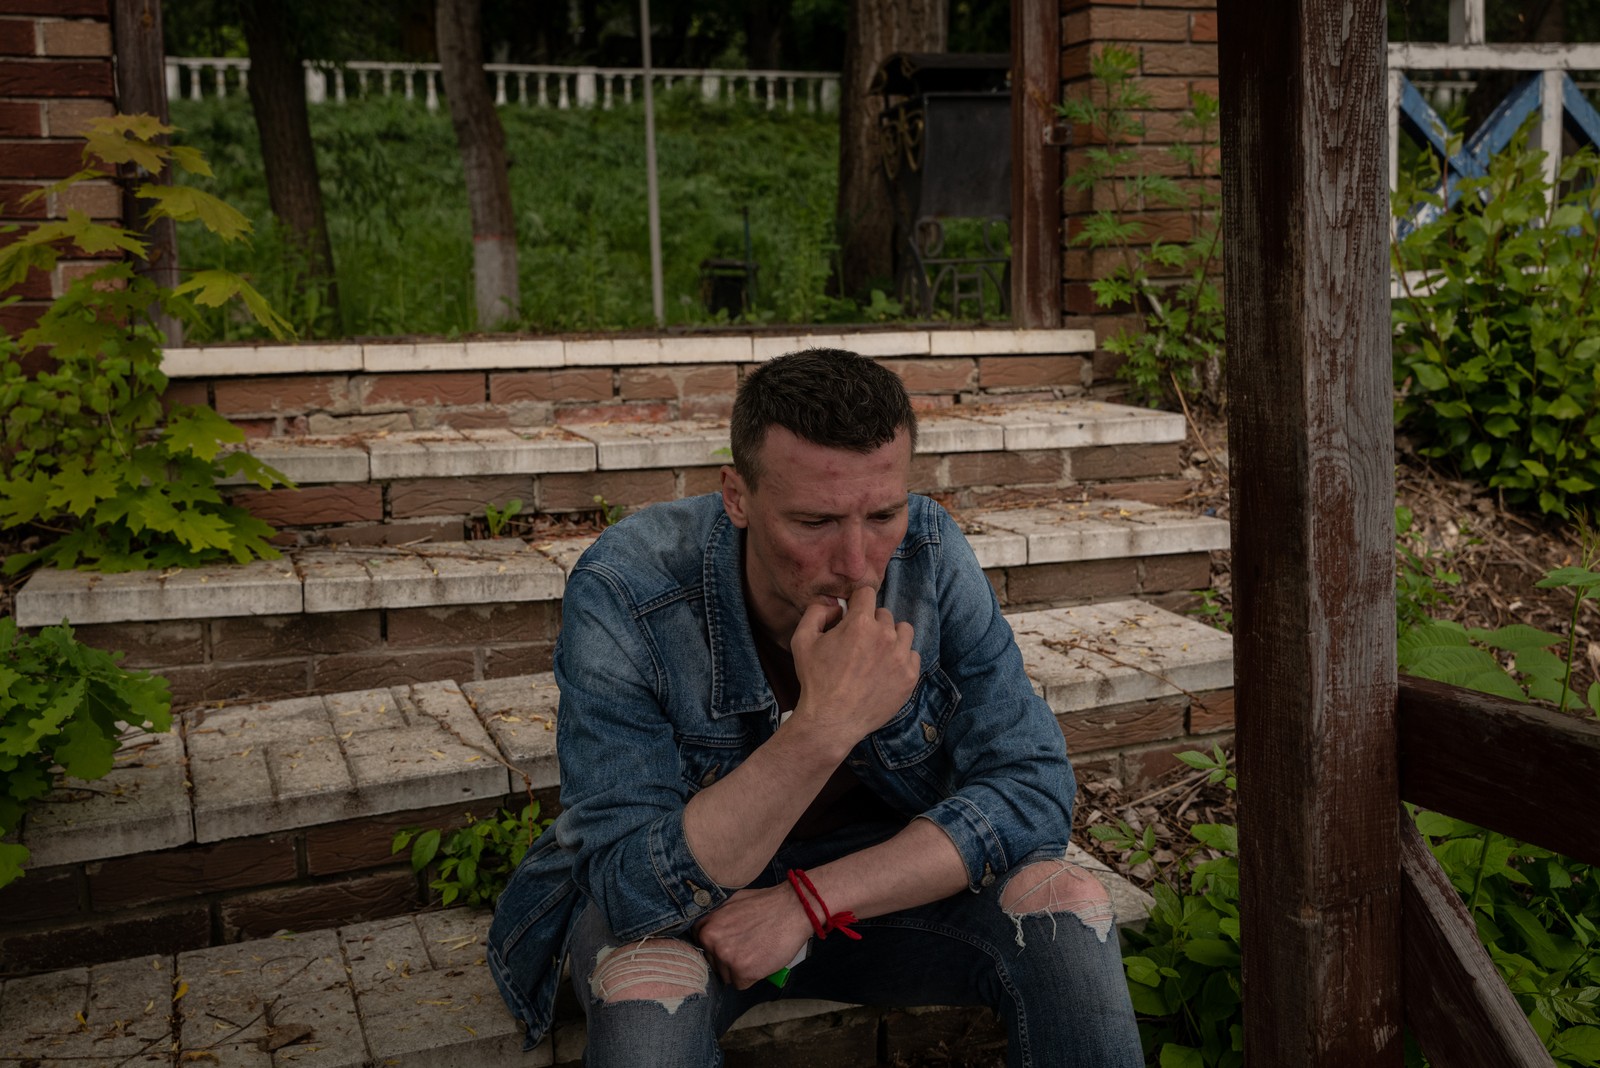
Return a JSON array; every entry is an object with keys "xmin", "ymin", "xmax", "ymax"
[{"xmin": 730, "ymin": 348, "xmax": 918, "ymax": 488}]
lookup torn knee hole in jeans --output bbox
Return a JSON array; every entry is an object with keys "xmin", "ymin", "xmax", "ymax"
[
  {"xmin": 1000, "ymin": 859, "xmax": 1116, "ymax": 946},
  {"xmin": 588, "ymin": 939, "xmax": 709, "ymax": 1013}
]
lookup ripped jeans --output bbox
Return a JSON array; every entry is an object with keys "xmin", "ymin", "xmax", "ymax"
[{"xmin": 569, "ymin": 819, "xmax": 1142, "ymax": 1068}]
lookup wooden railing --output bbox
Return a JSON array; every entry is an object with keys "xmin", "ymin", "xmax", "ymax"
[
  {"xmin": 162, "ymin": 57, "xmax": 840, "ymax": 113},
  {"xmin": 1396, "ymin": 676, "xmax": 1600, "ymax": 1066}
]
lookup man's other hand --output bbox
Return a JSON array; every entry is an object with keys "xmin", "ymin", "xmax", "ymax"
[
  {"xmin": 789, "ymin": 586, "xmax": 920, "ymax": 753},
  {"xmin": 694, "ymin": 885, "xmax": 813, "ymax": 990}
]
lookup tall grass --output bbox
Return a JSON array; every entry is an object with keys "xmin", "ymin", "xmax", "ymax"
[{"xmin": 169, "ymin": 91, "xmax": 853, "ymax": 339}]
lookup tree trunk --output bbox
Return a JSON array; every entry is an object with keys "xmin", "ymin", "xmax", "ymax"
[
  {"xmin": 239, "ymin": 0, "xmax": 338, "ymax": 321},
  {"xmin": 747, "ymin": 0, "xmax": 788, "ymax": 70},
  {"xmin": 834, "ymin": 0, "xmax": 946, "ymax": 300},
  {"xmin": 112, "ymin": 0, "xmax": 182, "ymax": 345},
  {"xmin": 437, "ymin": 0, "xmax": 519, "ymax": 329}
]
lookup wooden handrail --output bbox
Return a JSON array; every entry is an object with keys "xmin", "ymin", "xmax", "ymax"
[{"xmin": 1398, "ymin": 675, "xmax": 1600, "ymax": 867}]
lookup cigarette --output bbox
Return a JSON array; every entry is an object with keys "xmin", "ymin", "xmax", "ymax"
[{"xmin": 835, "ymin": 597, "xmax": 848, "ymax": 613}]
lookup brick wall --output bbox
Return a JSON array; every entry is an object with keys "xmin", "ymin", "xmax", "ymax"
[
  {"xmin": 0, "ymin": 0, "xmax": 119, "ymax": 340},
  {"xmin": 177, "ymin": 353, "xmax": 1089, "ymax": 439},
  {"xmin": 1061, "ymin": 0, "xmax": 1219, "ymax": 386}
]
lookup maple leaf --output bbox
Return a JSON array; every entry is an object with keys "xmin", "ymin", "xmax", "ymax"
[
  {"xmin": 0, "ymin": 473, "xmax": 52, "ymax": 527},
  {"xmin": 0, "ymin": 240, "xmax": 59, "ymax": 291},
  {"xmin": 45, "ymin": 460, "xmax": 119, "ymax": 516},
  {"xmin": 82, "ymin": 115, "xmax": 173, "ymax": 172},
  {"xmin": 166, "ymin": 144, "xmax": 213, "ymax": 178},
  {"xmin": 163, "ymin": 406, "xmax": 242, "ymax": 461},
  {"xmin": 137, "ymin": 184, "xmax": 251, "ymax": 241},
  {"xmin": 235, "ymin": 275, "xmax": 293, "ymax": 340},
  {"xmin": 170, "ymin": 509, "xmax": 236, "ymax": 553},
  {"xmin": 129, "ymin": 491, "xmax": 180, "ymax": 534},
  {"xmin": 27, "ymin": 211, "xmax": 147, "ymax": 257},
  {"xmin": 172, "ymin": 269, "xmax": 242, "ymax": 307}
]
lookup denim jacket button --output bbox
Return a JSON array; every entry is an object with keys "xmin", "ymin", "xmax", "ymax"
[
  {"xmin": 693, "ymin": 888, "xmax": 712, "ymax": 908},
  {"xmin": 922, "ymin": 722, "xmax": 939, "ymax": 743}
]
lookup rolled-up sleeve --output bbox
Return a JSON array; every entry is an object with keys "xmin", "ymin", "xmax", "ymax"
[
  {"xmin": 911, "ymin": 506, "xmax": 1077, "ymax": 890},
  {"xmin": 552, "ymin": 565, "xmax": 731, "ymax": 940}
]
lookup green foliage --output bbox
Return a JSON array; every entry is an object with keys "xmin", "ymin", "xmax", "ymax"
[
  {"xmin": 1533, "ymin": 517, "xmax": 1600, "ymax": 717},
  {"xmin": 1413, "ymin": 810, "xmax": 1600, "ymax": 1066},
  {"xmin": 483, "ymin": 498, "xmax": 523, "ymax": 538},
  {"xmin": 0, "ymin": 618, "xmax": 171, "ymax": 887},
  {"xmin": 593, "ymin": 495, "xmax": 626, "ymax": 528},
  {"xmin": 1392, "ymin": 134, "xmax": 1600, "ymax": 519},
  {"xmin": 392, "ymin": 802, "xmax": 552, "ymax": 908},
  {"xmin": 1094, "ymin": 746, "xmax": 1241, "ymax": 1067},
  {"xmin": 1187, "ymin": 588, "xmax": 1232, "ymax": 633},
  {"xmin": 0, "ymin": 115, "xmax": 292, "ymax": 574},
  {"xmin": 1395, "ymin": 505, "xmax": 1463, "ymax": 631},
  {"xmin": 1057, "ymin": 46, "xmax": 1224, "ymax": 408},
  {"xmin": 167, "ymin": 91, "xmax": 920, "ymax": 337}
]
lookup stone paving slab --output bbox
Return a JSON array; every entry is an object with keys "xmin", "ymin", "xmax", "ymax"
[
  {"xmin": 751, "ymin": 330, "xmax": 931, "ymax": 359},
  {"xmin": 915, "ymin": 413, "xmax": 1007, "ymax": 454},
  {"xmin": 161, "ymin": 343, "xmax": 363, "ymax": 378},
  {"xmin": 366, "ymin": 339, "xmax": 566, "ymax": 372},
  {"xmin": 967, "ymin": 500, "xmax": 1230, "ymax": 565},
  {"xmin": 366, "ymin": 429, "xmax": 595, "ymax": 480},
  {"xmin": 22, "ymin": 729, "xmax": 191, "ymax": 868},
  {"xmin": 1009, "ymin": 600, "xmax": 1235, "ymax": 714},
  {"xmin": 530, "ymin": 535, "xmax": 596, "ymax": 577},
  {"xmin": 0, "ymin": 954, "xmax": 173, "ymax": 1065},
  {"xmin": 15, "ymin": 559, "xmax": 304, "ymax": 628},
  {"xmin": 177, "ymin": 930, "xmax": 369, "ymax": 1066},
  {"xmin": 966, "ymin": 530, "xmax": 1029, "ymax": 569},
  {"xmin": 186, "ymin": 683, "xmax": 509, "ymax": 843},
  {"xmin": 341, "ymin": 910, "xmax": 542, "ymax": 1067},
  {"xmin": 219, "ymin": 439, "xmax": 372, "ymax": 486},
  {"xmin": 461, "ymin": 673, "xmax": 561, "ymax": 788},
  {"xmin": 928, "ymin": 328, "xmax": 1095, "ymax": 357},
  {"xmin": 299, "ymin": 541, "xmax": 564, "ymax": 613},
  {"xmin": 565, "ymin": 419, "xmax": 731, "ymax": 470},
  {"xmin": 957, "ymin": 400, "xmax": 1186, "ymax": 452}
]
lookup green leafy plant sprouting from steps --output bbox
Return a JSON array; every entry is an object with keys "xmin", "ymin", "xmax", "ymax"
[
  {"xmin": 394, "ymin": 801, "xmax": 553, "ymax": 908},
  {"xmin": 483, "ymin": 498, "xmax": 523, "ymax": 538},
  {"xmin": 0, "ymin": 619, "xmax": 172, "ymax": 888},
  {"xmin": 1057, "ymin": 45, "xmax": 1224, "ymax": 409},
  {"xmin": 0, "ymin": 114, "xmax": 293, "ymax": 574}
]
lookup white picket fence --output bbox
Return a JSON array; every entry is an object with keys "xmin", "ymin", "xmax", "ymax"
[{"xmin": 164, "ymin": 57, "xmax": 840, "ymax": 113}]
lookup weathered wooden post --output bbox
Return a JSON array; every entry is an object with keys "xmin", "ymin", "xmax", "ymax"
[
  {"xmin": 1219, "ymin": 1, "xmax": 1403, "ymax": 1063},
  {"xmin": 1009, "ymin": 0, "xmax": 1062, "ymax": 328}
]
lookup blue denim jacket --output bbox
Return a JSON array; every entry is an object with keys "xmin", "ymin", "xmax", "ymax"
[{"xmin": 486, "ymin": 493, "xmax": 1076, "ymax": 1048}]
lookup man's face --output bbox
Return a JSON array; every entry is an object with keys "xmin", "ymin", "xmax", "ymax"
[{"xmin": 721, "ymin": 425, "xmax": 912, "ymax": 646}]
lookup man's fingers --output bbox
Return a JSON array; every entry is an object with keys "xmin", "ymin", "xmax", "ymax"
[
  {"xmin": 895, "ymin": 620, "xmax": 915, "ymax": 648},
  {"xmin": 793, "ymin": 601, "xmax": 834, "ymax": 645}
]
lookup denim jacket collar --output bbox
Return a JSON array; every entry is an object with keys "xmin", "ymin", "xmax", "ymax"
[{"xmin": 702, "ymin": 511, "xmax": 776, "ymax": 720}]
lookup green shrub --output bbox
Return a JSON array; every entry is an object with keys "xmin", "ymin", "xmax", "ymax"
[
  {"xmin": 0, "ymin": 619, "xmax": 171, "ymax": 887},
  {"xmin": 1392, "ymin": 136, "xmax": 1600, "ymax": 519},
  {"xmin": 0, "ymin": 115, "xmax": 291, "ymax": 574}
]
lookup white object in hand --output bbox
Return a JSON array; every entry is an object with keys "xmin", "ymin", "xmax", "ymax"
[{"xmin": 835, "ymin": 597, "xmax": 848, "ymax": 613}]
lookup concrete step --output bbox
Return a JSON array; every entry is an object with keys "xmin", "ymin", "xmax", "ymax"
[
  {"xmin": 13, "ymin": 498, "xmax": 1226, "ymax": 708},
  {"xmin": 0, "ymin": 600, "xmax": 1231, "ymax": 977},
  {"xmin": 0, "ymin": 842, "xmax": 1150, "ymax": 1068},
  {"xmin": 212, "ymin": 398, "xmax": 1194, "ymax": 544}
]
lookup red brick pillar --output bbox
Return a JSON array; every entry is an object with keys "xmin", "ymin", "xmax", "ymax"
[
  {"xmin": 1061, "ymin": 0, "xmax": 1219, "ymax": 387},
  {"xmin": 0, "ymin": 0, "xmax": 120, "ymax": 340}
]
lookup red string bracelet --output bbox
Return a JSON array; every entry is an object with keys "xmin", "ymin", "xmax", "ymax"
[{"xmin": 786, "ymin": 868, "xmax": 862, "ymax": 941}]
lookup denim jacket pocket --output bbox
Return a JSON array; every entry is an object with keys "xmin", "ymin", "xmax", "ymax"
[
  {"xmin": 871, "ymin": 668, "xmax": 960, "ymax": 770},
  {"xmin": 487, "ymin": 832, "xmax": 583, "ymax": 1049},
  {"xmin": 677, "ymin": 728, "xmax": 753, "ymax": 793}
]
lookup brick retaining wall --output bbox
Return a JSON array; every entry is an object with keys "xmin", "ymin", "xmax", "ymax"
[
  {"xmin": 0, "ymin": 0, "xmax": 118, "ymax": 345},
  {"xmin": 1061, "ymin": 0, "xmax": 1220, "ymax": 382}
]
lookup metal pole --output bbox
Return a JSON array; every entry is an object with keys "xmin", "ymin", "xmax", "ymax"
[{"xmin": 640, "ymin": 0, "xmax": 665, "ymax": 326}]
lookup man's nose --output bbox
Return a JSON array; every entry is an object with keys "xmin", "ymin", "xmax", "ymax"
[{"xmin": 830, "ymin": 522, "xmax": 868, "ymax": 582}]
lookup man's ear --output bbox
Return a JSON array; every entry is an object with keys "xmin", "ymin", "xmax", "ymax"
[{"xmin": 720, "ymin": 465, "xmax": 751, "ymax": 529}]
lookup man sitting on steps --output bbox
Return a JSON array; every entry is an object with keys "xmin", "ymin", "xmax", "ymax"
[{"xmin": 487, "ymin": 347, "xmax": 1141, "ymax": 1067}]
